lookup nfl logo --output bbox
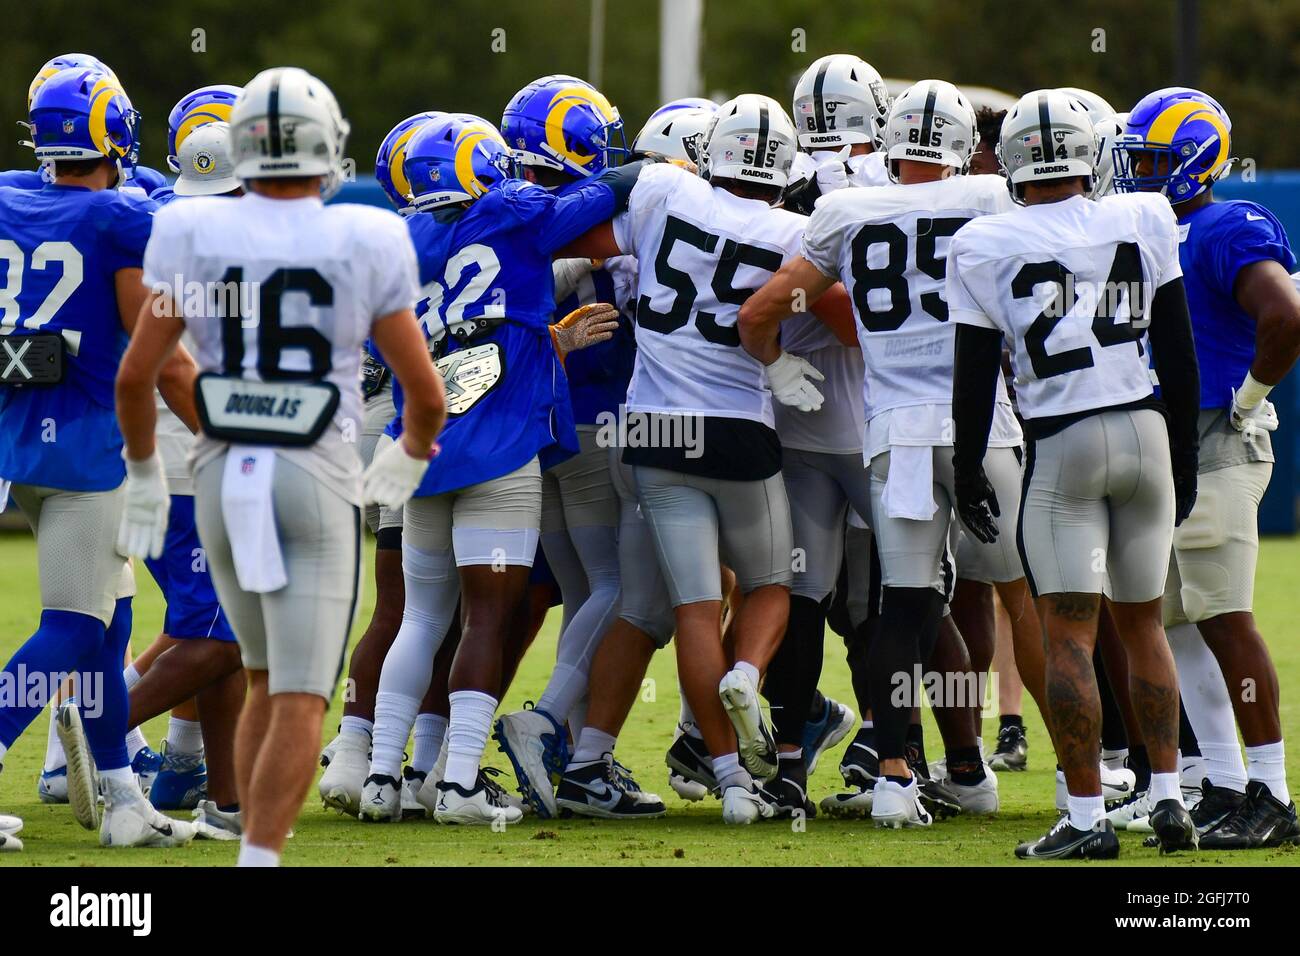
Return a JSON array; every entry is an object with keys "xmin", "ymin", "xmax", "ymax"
[
  {"xmin": 241, "ymin": 457, "xmax": 256, "ymax": 475},
  {"xmin": 429, "ymin": 168, "xmax": 441, "ymax": 182},
  {"xmin": 63, "ymin": 119, "xmax": 75, "ymax": 134}
]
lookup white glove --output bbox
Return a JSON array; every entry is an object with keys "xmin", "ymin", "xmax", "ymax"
[
  {"xmin": 117, "ymin": 451, "xmax": 170, "ymax": 560},
  {"xmin": 363, "ymin": 435, "xmax": 433, "ymax": 508},
  {"xmin": 764, "ymin": 351, "xmax": 825, "ymax": 412},
  {"xmin": 814, "ymin": 147, "xmax": 852, "ymax": 194},
  {"xmin": 1230, "ymin": 387, "xmax": 1279, "ymax": 443}
]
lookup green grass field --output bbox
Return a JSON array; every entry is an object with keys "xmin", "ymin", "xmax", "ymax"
[{"xmin": 1, "ymin": 530, "xmax": 1297, "ymax": 867}]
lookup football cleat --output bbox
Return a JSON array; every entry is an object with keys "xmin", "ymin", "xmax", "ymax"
[
  {"xmin": 907, "ymin": 749, "xmax": 963, "ymax": 819},
  {"xmin": 1106, "ymin": 791, "xmax": 1153, "ymax": 830},
  {"xmin": 480, "ymin": 766, "xmax": 528, "ymax": 816},
  {"xmin": 38, "ymin": 765, "xmax": 69, "ymax": 804},
  {"xmin": 1055, "ymin": 764, "xmax": 1137, "ymax": 811},
  {"xmin": 400, "ymin": 767, "xmax": 428, "ymax": 820},
  {"xmin": 0, "ymin": 830, "xmax": 22, "ymax": 852},
  {"xmin": 358, "ymin": 774, "xmax": 401, "ymax": 823},
  {"xmin": 0, "ymin": 813, "xmax": 21, "ymax": 834},
  {"xmin": 319, "ymin": 730, "xmax": 343, "ymax": 767},
  {"xmin": 131, "ymin": 746, "xmax": 163, "ymax": 797},
  {"xmin": 434, "ymin": 774, "xmax": 524, "ymax": 826},
  {"xmin": 494, "ymin": 706, "xmax": 567, "ymax": 818},
  {"xmin": 100, "ymin": 777, "xmax": 196, "ymax": 848},
  {"xmin": 1015, "ymin": 816, "xmax": 1119, "ymax": 860},
  {"xmin": 760, "ymin": 756, "xmax": 816, "ymax": 818},
  {"xmin": 721, "ymin": 784, "xmax": 774, "ymax": 825},
  {"xmin": 872, "ymin": 776, "xmax": 934, "ymax": 828},
  {"xmin": 839, "ymin": 727, "xmax": 880, "ymax": 789},
  {"xmin": 819, "ymin": 788, "xmax": 874, "ymax": 817},
  {"xmin": 319, "ymin": 731, "xmax": 369, "ymax": 816},
  {"xmin": 1190, "ymin": 777, "xmax": 1249, "ymax": 835},
  {"xmin": 149, "ymin": 743, "xmax": 207, "ymax": 811},
  {"xmin": 989, "ymin": 723, "xmax": 1028, "ymax": 772},
  {"xmin": 557, "ymin": 754, "xmax": 667, "ymax": 819},
  {"xmin": 1198, "ymin": 781, "xmax": 1300, "ymax": 850},
  {"xmin": 718, "ymin": 670, "xmax": 778, "ymax": 781},
  {"xmin": 55, "ymin": 700, "xmax": 99, "ymax": 830},
  {"xmin": 802, "ymin": 697, "xmax": 856, "ymax": 776},
  {"xmin": 1147, "ymin": 799, "xmax": 1198, "ymax": 853},
  {"xmin": 666, "ymin": 723, "xmax": 717, "ymax": 800},
  {"xmin": 192, "ymin": 800, "xmax": 242, "ymax": 840},
  {"xmin": 934, "ymin": 765, "xmax": 999, "ymax": 815}
]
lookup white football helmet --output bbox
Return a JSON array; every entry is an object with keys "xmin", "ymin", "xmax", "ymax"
[
  {"xmin": 1056, "ymin": 86, "xmax": 1117, "ymax": 125},
  {"xmin": 1090, "ymin": 111, "xmax": 1129, "ymax": 198},
  {"xmin": 703, "ymin": 94, "xmax": 798, "ymax": 191},
  {"xmin": 230, "ymin": 67, "xmax": 350, "ymax": 198},
  {"xmin": 174, "ymin": 121, "xmax": 240, "ymax": 196},
  {"xmin": 997, "ymin": 89, "xmax": 1099, "ymax": 203},
  {"xmin": 792, "ymin": 54, "xmax": 891, "ymax": 150},
  {"xmin": 882, "ymin": 80, "xmax": 977, "ymax": 179},
  {"xmin": 633, "ymin": 99, "xmax": 718, "ymax": 166}
]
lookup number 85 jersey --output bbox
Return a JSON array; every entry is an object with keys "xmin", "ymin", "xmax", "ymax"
[{"xmin": 946, "ymin": 192, "xmax": 1181, "ymax": 424}]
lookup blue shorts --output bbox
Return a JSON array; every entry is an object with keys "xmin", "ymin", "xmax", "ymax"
[{"xmin": 143, "ymin": 495, "xmax": 237, "ymax": 642}]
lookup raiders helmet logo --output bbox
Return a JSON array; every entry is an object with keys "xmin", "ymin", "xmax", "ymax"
[
  {"xmin": 682, "ymin": 132, "xmax": 703, "ymax": 164},
  {"xmin": 1054, "ymin": 130, "xmax": 1067, "ymax": 143}
]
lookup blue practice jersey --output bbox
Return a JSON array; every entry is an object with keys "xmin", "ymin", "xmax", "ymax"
[
  {"xmin": 1180, "ymin": 199, "xmax": 1296, "ymax": 407},
  {"xmin": 0, "ymin": 183, "xmax": 156, "ymax": 491},
  {"xmin": 388, "ymin": 178, "xmax": 618, "ymax": 496},
  {"xmin": 0, "ymin": 164, "xmax": 168, "ymax": 198},
  {"xmin": 552, "ymin": 260, "xmax": 637, "ymax": 427}
]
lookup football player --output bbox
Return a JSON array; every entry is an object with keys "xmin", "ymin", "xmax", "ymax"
[
  {"xmin": 0, "ymin": 67, "xmax": 198, "ymax": 849},
  {"xmin": 115, "ymin": 67, "xmax": 446, "ymax": 865},
  {"xmin": 949, "ymin": 89, "xmax": 1200, "ymax": 858},
  {"xmin": 1115, "ymin": 88, "xmax": 1300, "ymax": 847}
]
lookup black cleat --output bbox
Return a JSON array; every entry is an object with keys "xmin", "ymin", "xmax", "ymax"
[
  {"xmin": 1016, "ymin": 816, "xmax": 1120, "ymax": 860},
  {"xmin": 908, "ymin": 749, "xmax": 962, "ymax": 819},
  {"xmin": 760, "ymin": 755, "xmax": 816, "ymax": 819},
  {"xmin": 989, "ymin": 723, "xmax": 1028, "ymax": 772},
  {"xmin": 838, "ymin": 727, "xmax": 879, "ymax": 790},
  {"xmin": 666, "ymin": 724, "xmax": 718, "ymax": 796},
  {"xmin": 1148, "ymin": 798, "xmax": 1198, "ymax": 853},
  {"xmin": 1198, "ymin": 780, "xmax": 1300, "ymax": 850},
  {"xmin": 1190, "ymin": 777, "xmax": 1249, "ymax": 835},
  {"xmin": 556, "ymin": 755, "xmax": 666, "ymax": 819}
]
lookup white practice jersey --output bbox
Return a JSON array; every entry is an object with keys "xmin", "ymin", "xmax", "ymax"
[
  {"xmin": 948, "ymin": 192, "xmax": 1181, "ymax": 422},
  {"xmin": 614, "ymin": 162, "xmax": 806, "ymax": 426},
  {"xmin": 143, "ymin": 192, "xmax": 421, "ymax": 506},
  {"xmin": 802, "ymin": 173, "xmax": 1020, "ymax": 453}
]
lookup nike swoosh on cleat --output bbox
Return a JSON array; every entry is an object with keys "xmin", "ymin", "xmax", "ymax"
[{"xmin": 151, "ymin": 823, "xmax": 173, "ymax": 837}]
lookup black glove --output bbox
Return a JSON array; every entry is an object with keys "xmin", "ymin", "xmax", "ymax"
[
  {"xmin": 954, "ymin": 466, "xmax": 1001, "ymax": 544},
  {"xmin": 1172, "ymin": 450, "xmax": 1199, "ymax": 526}
]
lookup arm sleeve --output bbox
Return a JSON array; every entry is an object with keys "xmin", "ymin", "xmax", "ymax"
[
  {"xmin": 952, "ymin": 323, "xmax": 1006, "ymax": 476},
  {"xmin": 1146, "ymin": 276, "xmax": 1200, "ymax": 462}
]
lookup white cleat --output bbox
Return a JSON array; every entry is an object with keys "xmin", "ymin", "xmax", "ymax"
[
  {"xmin": 1110, "ymin": 793, "xmax": 1157, "ymax": 832},
  {"xmin": 1055, "ymin": 763, "xmax": 1139, "ymax": 811},
  {"xmin": 358, "ymin": 774, "xmax": 402, "ymax": 823},
  {"xmin": 819, "ymin": 788, "xmax": 874, "ymax": 817},
  {"xmin": 718, "ymin": 670, "xmax": 778, "ymax": 782},
  {"xmin": 38, "ymin": 765, "xmax": 69, "ymax": 804},
  {"xmin": 494, "ymin": 709, "xmax": 562, "ymax": 818},
  {"xmin": 669, "ymin": 772, "xmax": 709, "ymax": 802},
  {"xmin": 0, "ymin": 813, "xmax": 21, "ymax": 835},
  {"xmin": 400, "ymin": 767, "xmax": 428, "ymax": 819},
  {"xmin": 99, "ymin": 778, "xmax": 196, "ymax": 848},
  {"xmin": 434, "ymin": 774, "xmax": 524, "ymax": 826},
  {"xmin": 0, "ymin": 830, "xmax": 21, "ymax": 852},
  {"xmin": 932, "ymin": 762, "xmax": 1000, "ymax": 815},
  {"xmin": 55, "ymin": 701, "xmax": 99, "ymax": 831},
  {"xmin": 318, "ymin": 732, "xmax": 369, "ymax": 816},
  {"xmin": 721, "ymin": 784, "xmax": 774, "ymax": 825},
  {"xmin": 192, "ymin": 800, "xmax": 242, "ymax": 840},
  {"xmin": 320, "ymin": 732, "xmax": 342, "ymax": 767},
  {"xmin": 415, "ymin": 744, "xmax": 447, "ymax": 816},
  {"xmin": 871, "ymin": 776, "xmax": 934, "ymax": 828}
]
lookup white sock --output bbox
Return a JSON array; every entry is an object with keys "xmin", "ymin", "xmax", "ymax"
[
  {"xmin": 733, "ymin": 660, "xmax": 761, "ymax": 690},
  {"xmin": 444, "ymin": 690, "xmax": 497, "ymax": 789},
  {"xmin": 100, "ymin": 766, "xmax": 136, "ymax": 790},
  {"xmin": 1067, "ymin": 793, "xmax": 1105, "ymax": 831},
  {"xmin": 166, "ymin": 717, "xmax": 204, "ymax": 756},
  {"xmin": 237, "ymin": 841, "xmax": 280, "ymax": 867},
  {"xmin": 370, "ymin": 692, "xmax": 419, "ymax": 780},
  {"xmin": 123, "ymin": 663, "xmax": 143, "ymax": 690},
  {"xmin": 44, "ymin": 708, "xmax": 66, "ymax": 771},
  {"xmin": 126, "ymin": 727, "xmax": 150, "ymax": 761},
  {"xmin": 1167, "ymin": 622, "xmax": 1248, "ymax": 791},
  {"xmin": 338, "ymin": 715, "xmax": 373, "ymax": 744},
  {"xmin": 411, "ymin": 713, "xmax": 448, "ymax": 774},
  {"xmin": 712, "ymin": 752, "xmax": 752, "ymax": 792},
  {"xmin": 1244, "ymin": 741, "xmax": 1290, "ymax": 805},
  {"xmin": 976, "ymin": 736, "xmax": 984, "ymax": 761},
  {"xmin": 1148, "ymin": 771, "xmax": 1183, "ymax": 805},
  {"xmin": 572, "ymin": 727, "xmax": 617, "ymax": 767},
  {"xmin": 861, "ymin": 718, "xmax": 873, "ymax": 731},
  {"xmin": 1101, "ymin": 747, "xmax": 1128, "ymax": 771}
]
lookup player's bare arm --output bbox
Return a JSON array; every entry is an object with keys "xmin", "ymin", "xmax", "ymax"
[
  {"xmin": 1236, "ymin": 258, "xmax": 1300, "ymax": 386},
  {"xmin": 738, "ymin": 255, "xmax": 836, "ymax": 365}
]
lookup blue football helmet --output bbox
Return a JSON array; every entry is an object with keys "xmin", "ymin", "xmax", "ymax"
[
  {"xmin": 167, "ymin": 84, "xmax": 242, "ymax": 172},
  {"xmin": 376, "ymin": 111, "xmax": 446, "ymax": 212},
  {"xmin": 28, "ymin": 53, "xmax": 117, "ymax": 109},
  {"xmin": 404, "ymin": 112, "xmax": 516, "ymax": 212},
  {"xmin": 500, "ymin": 74, "xmax": 628, "ymax": 179},
  {"xmin": 29, "ymin": 67, "xmax": 139, "ymax": 171},
  {"xmin": 1112, "ymin": 87, "xmax": 1234, "ymax": 202}
]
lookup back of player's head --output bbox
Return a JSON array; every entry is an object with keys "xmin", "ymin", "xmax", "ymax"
[
  {"xmin": 500, "ymin": 74, "xmax": 627, "ymax": 184},
  {"xmin": 174, "ymin": 121, "xmax": 240, "ymax": 196},
  {"xmin": 882, "ymin": 79, "xmax": 977, "ymax": 181},
  {"xmin": 997, "ymin": 89, "xmax": 1098, "ymax": 203},
  {"xmin": 376, "ymin": 112, "xmax": 446, "ymax": 213},
  {"xmin": 702, "ymin": 93, "xmax": 797, "ymax": 201},
  {"xmin": 1090, "ymin": 112, "xmax": 1129, "ymax": 198},
  {"xmin": 632, "ymin": 99, "xmax": 717, "ymax": 166},
  {"xmin": 971, "ymin": 106, "xmax": 1007, "ymax": 176},
  {"xmin": 28, "ymin": 53, "xmax": 117, "ymax": 109},
  {"xmin": 167, "ymin": 84, "xmax": 243, "ymax": 173},
  {"xmin": 230, "ymin": 67, "xmax": 350, "ymax": 199},
  {"xmin": 792, "ymin": 54, "xmax": 891, "ymax": 151},
  {"xmin": 1111, "ymin": 87, "xmax": 1233, "ymax": 203},
  {"xmin": 29, "ymin": 66, "xmax": 139, "ymax": 177},
  {"xmin": 403, "ymin": 112, "xmax": 515, "ymax": 213}
]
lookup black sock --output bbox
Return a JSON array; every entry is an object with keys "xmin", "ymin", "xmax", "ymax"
[
  {"xmin": 868, "ymin": 586, "xmax": 943, "ymax": 762},
  {"xmin": 806, "ymin": 688, "xmax": 827, "ymax": 722},
  {"xmin": 762, "ymin": 595, "xmax": 827, "ymax": 746},
  {"xmin": 946, "ymin": 745, "xmax": 985, "ymax": 785},
  {"xmin": 1178, "ymin": 696, "xmax": 1200, "ymax": 757},
  {"xmin": 906, "ymin": 722, "xmax": 928, "ymax": 773},
  {"xmin": 1095, "ymin": 647, "xmax": 1129, "ymax": 752},
  {"xmin": 884, "ymin": 774, "xmax": 912, "ymax": 787},
  {"xmin": 999, "ymin": 713, "xmax": 1024, "ymax": 731},
  {"xmin": 1127, "ymin": 744, "xmax": 1152, "ymax": 793}
]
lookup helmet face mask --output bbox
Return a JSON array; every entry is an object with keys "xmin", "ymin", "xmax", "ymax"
[
  {"xmin": 1112, "ymin": 87, "xmax": 1234, "ymax": 202},
  {"xmin": 792, "ymin": 54, "xmax": 890, "ymax": 151},
  {"xmin": 997, "ymin": 89, "xmax": 1098, "ymax": 203}
]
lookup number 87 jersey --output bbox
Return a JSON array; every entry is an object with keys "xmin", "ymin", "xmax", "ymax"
[
  {"xmin": 800, "ymin": 174, "xmax": 1012, "ymax": 422},
  {"xmin": 946, "ymin": 192, "xmax": 1182, "ymax": 424}
]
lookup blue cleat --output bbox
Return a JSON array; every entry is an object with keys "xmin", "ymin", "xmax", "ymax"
[
  {"xmin": 131, "ymin": 746, "xmax": 164, "ymax": 798},
  {"xmin": 801, "ymin": 697, "xmax": 856, "ymax": 776},
  {"xmin": 148, "ymin": 743, "xmax": 207, "ymax": 811},
  {"xmin": 38, "ymin": 765, "xmax": 69, "ymax": 804}
]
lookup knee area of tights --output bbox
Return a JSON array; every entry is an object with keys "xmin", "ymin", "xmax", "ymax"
[
  {"xmin": 401, "ymin": 544, "xmax": 455, "ymax": 583},
  {"xmin": 40, "ymin": 608, "xmax": 107, "ymax": 647}
]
